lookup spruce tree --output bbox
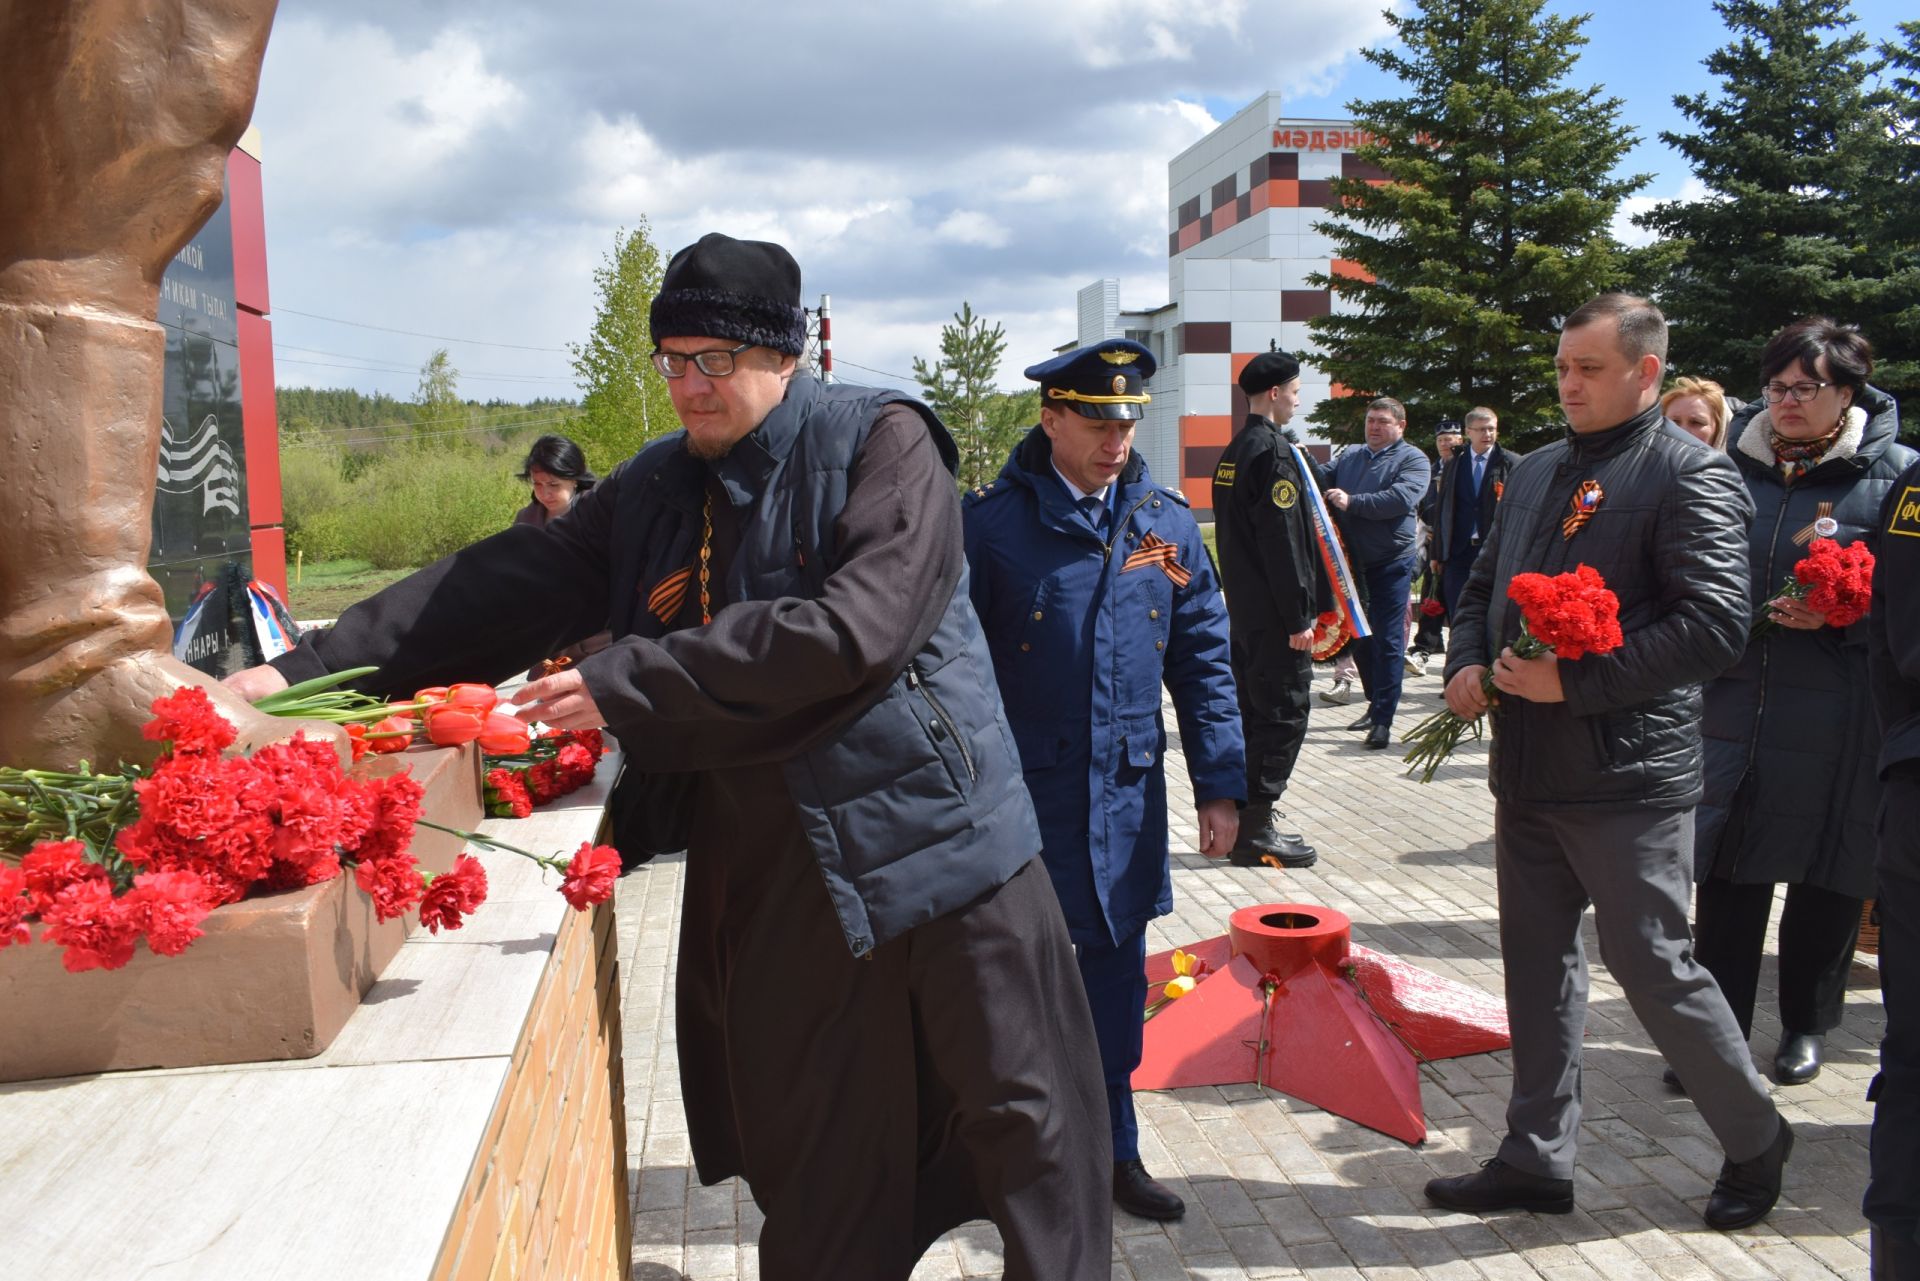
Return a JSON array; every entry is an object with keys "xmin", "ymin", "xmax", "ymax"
[
  {"xmin": 1637, "ymin": 1, "xmax": 1887, "ymax": 394},
  {"xmin": 1861, "ymin": 20, "xmax": 1920, "ymax": 418},
  {"xmin": 1305, "ymin": 0, "xmax": 1646, "ymax": 450},
  {"xmin": 912, "ymin": 303, "xmax": 1022, "ymax": 489}
]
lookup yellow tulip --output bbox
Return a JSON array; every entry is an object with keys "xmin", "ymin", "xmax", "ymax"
[
  {"xmin": 1171, "ymin": 949, "xmax": 1197, "ymax": 977},
  {"xmin": 1163, "ymin": 975, "xmax": 1197, "ymax": 1000}
]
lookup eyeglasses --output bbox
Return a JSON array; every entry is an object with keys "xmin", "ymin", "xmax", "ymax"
[
  {"xmin": 1761, "ymin": 380, "xmax": 1833, "ymax": 404},
  {"xmin": 651, "ymin": 341, "xmax": 753, "ymax": 379}
]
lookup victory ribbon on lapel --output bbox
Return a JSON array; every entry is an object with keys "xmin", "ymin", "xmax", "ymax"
[
  {"xmin": 646, "ymin": 565, "xmax": 694, "ymax": 625},
  {"xmin": 1791, "ymin": 501, "xmax": 1838, "ymax": 548},
  {"xmin": 1561, "ymin": 480, "xmax": 1604, "ymax": 540},
  {"xmin": 1122, "ymin": 532, "xmax": 1193, "ymax": 588}
]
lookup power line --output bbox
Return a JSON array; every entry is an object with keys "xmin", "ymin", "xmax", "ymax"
[
  {"xmin": 273, "ymin": 340, "xmax": 571, "ymax": 380},
  {"xmin": 275, "ymin": 306, "xmax": 570, "ymax": 353},
  {"xmin": 273, "ymin": 354, "xmax": 568, "ymax": 387},
  {"xmin": 834, "ymin": 358, "xmax": 922, "ymax": 387},
  {"xmin": 284, "ymin": 405, "xmax": 575, "ymax": 436}
]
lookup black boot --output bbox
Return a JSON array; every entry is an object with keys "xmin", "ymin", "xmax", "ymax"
[
  {"xmin": 1113, "ymin": 1159, "xmax": 1185, "ymax": 1220},
  {"xmin": 1773, "ymin": 1033, "xmax": 1824, "ymax": 1085},
  {"xmin": 1704, "ymin": 1119, "xmax": 1793, "ymax": 1231},
  {"xmin": 1229, "ymin": 804, "xmax": 1317, "ymax": 869},
  {"xmin": 1346, "ymin": 710, "xmax": 1375, "ymax": 731}
]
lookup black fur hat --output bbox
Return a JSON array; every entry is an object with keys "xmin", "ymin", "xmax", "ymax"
[{"xmin": 649, "ymin": 233, "xmax": 807, "ymax": 356}]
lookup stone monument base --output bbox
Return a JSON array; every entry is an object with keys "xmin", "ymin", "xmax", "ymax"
[{"xmin": 0, "ymin": 742, "xmax": 483, "ymax": 1083}]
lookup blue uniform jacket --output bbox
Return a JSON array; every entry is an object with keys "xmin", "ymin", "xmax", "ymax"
[{"xmin": 962, "ymin": 427, "xmax": 1244, "ymax": 947}]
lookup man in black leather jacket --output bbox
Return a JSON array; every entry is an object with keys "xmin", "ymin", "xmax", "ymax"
[{"xmin": 1424, "ymin": 294, "xmax": 1792, "ymax": 1231}]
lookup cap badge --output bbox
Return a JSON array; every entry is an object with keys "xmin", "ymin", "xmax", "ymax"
[{"xmin": 1099, "ymin": 350, "xmax": 1139, "ymax": 365}]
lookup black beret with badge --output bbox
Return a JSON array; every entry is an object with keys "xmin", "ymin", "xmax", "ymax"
[{"xmin": 1024, "ymin": 339, "xmax": 1156, "ymax": 421}]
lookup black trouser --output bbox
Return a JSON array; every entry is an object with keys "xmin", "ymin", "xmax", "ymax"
[
  {"xmin": 1868, "ymin": 768, "xmax": 1920, "ymax": 1256},
  {"xmin": 1229, "ymin": 626, "xmax": 1312, "ymax": 806},
  {"xmin": 1692, "ymin": 875, "xmax": 1863, "ymax": 1040}
]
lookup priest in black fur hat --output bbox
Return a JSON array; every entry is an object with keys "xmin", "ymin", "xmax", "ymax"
[{"xmin": 228, "ymin": 232, "xmax": 1113, "ymax": 1279}]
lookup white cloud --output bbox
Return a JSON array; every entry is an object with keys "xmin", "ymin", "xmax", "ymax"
[
  {"xmin": 1612, "ymin": 176, "xmax": 1712, "ymax": 247},
  {"xmin": 251, "ymin": 1, "xmax": 1396, "ymax": 399}
]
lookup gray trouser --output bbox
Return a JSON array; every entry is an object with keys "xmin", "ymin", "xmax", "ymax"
[{"xmin": 1494, "ymin": 800, "xmax": 1780, "ymax": 1179}]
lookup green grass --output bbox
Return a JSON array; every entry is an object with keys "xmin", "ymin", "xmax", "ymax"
[{"xmin": 285, "ymin": 558, "xmax": 415, "ymax": 622}]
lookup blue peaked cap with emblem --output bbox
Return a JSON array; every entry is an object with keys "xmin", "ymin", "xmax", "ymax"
[{"xmin": 1023, "ymin": 339, "xmax": 1156, "ymax": 421}]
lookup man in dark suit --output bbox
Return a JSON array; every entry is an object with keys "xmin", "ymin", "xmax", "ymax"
[{"xmin": 1432, "ymin": 407, "xmax": 1519, "ymax": 617}]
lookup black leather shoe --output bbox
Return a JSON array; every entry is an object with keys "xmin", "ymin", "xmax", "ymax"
[
  {"xmin": 1704, "ymin": 1119, "xmax": 1793, "ymax": 1231},
  {"xmin": 1425, "ymin": 1158, "xmax": 1573, "ymax": 1215},
  {"xmin": 1228, "ymin": 805, "xmax": 1318, "ymax": 869},
  {"xmin": 1661, "ymin": 1065, "xmax": 1687, "ymax": 1093},
  {"xmin": 1774, "ymin": 1033, "xmax": 1824, "ymax": 1085},
  {"xmin": 1347, "ymin": 711, "xmax": 1375, "ymax": 731},
  {"xmin": 1366, "ymin": 723, "xmax": 1391, "ymax": 750},
  {"xmin": 1113, "ymin": 1159, "xmax": 1185, "ymax": 1221}
]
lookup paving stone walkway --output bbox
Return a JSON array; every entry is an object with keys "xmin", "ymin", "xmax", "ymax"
[{"xmin": 612, "ymin": 664, "xmax": 1884, "ymax": 1279}]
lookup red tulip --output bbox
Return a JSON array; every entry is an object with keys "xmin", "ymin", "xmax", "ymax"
[
  {"xmin": 368, "ymin": 715, "xmax": 416, "ymax": 754},
  {"xmin": 446, "ymin": 683, "xmax": 499, "ymax": 716},
  {"xmin": 478, "ymin": 712, "xmax": 531, "ymax": 755},
  {"xmin": 424, "ymin": 704, "xmax": 484, "ymax": 746},
  {"xmin": 412, "ymin": 686, "xmax": 450, "ymax": 707}
]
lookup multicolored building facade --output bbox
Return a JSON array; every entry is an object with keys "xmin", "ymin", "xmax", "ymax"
[{"xmin": 1073, "ymin": 93, "xmax": 1385, "ymax": 518}]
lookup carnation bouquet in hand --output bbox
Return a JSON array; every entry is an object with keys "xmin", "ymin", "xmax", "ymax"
[
  {"xmin": 0, "ymin": 686, "xmax": 622, "ymax": 972},
  {"xmin": 1750, "ymin": 536, "xmax": 1874, "ymax": 640},
  {"xmin": 1400, "ymin": 564, "xmax": 1624, "ymax": 783}
]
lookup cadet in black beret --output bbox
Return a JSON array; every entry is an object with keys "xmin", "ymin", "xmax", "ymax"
[{"xmin": 1215, "ymin": 347, "xmax": 1331, "ymax": 867}]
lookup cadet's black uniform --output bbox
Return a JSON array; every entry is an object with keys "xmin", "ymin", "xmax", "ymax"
[
  {"xmin": 1211, "ymin": 413, "xmax": 1331, "ymax": 807},
  {"xmin": 1867, "ymin": 457, "xmax": 1920, "ymax": 1272}
]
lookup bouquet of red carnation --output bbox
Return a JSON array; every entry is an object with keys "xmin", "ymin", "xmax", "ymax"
[
  {"xmin": 1400, "ymin": 564, "xmax": 1625, "ymax": 783},
  {"xmin": 483, "ymin": 726, "xmax": 608, "ymax": 816},
  {"xmin": 1, "ymin": 687, "xmax": 622, "ymax": 972},
  {"xmin": 1750, "ymin": 537, "xmax": 1874, "ymax": 640},
  {"xmin": 1420, "ymin": 598, "xmax": 1447, "ymax": 618}
]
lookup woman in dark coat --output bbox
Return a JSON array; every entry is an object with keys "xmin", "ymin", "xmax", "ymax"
[
  {"xmin": 512, "ymin": 434, "xmax": 610, "ymax": 675},
  {"xmin": 1689, "ymin": 318, "xmax": 1913, "ymax": 1086}
]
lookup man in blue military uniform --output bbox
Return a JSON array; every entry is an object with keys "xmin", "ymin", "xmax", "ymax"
[{"xmin": 963, "ymin": 338, "xmax": 1245, "ymax": 1223}]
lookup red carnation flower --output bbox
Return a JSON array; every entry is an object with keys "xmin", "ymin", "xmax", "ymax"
[
  {"xmin": 559, "ymin": 843, "xmax": 622, "ymax": 910},
  {"xmin": 484, "ymin": 767, "xmax": 533, "ymax": 819},
  {"xmin": 40, "ymin": 879, "xmax": 142, "ymax": 972},
  {"xmin": 20, "ymin": 839, "xmax": 108, "ymax": 915},
  {"xmin": 353, "ymin": 854, "xmax": 426, "ymax": 923},
  {"xmin": 0, "ymin": 866, "xmax": 33, "ymax": 948},
  {"xmin": 141, "ymin": 685, "xmax": 237, "ymax": 757},
  {"xmin": 418, "ymin": 855, "xmax": 488, "ymax": 934},
  {"xmin": 123, "ymin": 870, "xmax": 215, "ymax": 957},
  {"xmin": 1753, "ymin": 537, "xmax": 1876, "ymax": 638},
  {"xmin": 1505, "ymin": 563, "xmax": 1624, "ymax": 661},
  {"xmin": 1420, "ymin": 598, "xmax": 1446, "ymax": 618}
]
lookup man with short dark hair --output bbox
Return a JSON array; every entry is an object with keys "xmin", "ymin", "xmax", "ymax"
[
  {"xmin": 228, "ymin": 233, "xmax": 1115, "ymax": 1279},
  {"xmin": 1210, "ymin": 350, "xmax": 1330, "ymax": 868},
  {"xmin": 1325, "ymin": 396, "xmax": 1429, "ymax": 748},
  {"xmin": 1425, "ymin": 293, "xmax": 1791, "ymax": 1231},
  {"xmin": 965, "ymin": 338, "xmax": 1244, "ymax": 1223}
]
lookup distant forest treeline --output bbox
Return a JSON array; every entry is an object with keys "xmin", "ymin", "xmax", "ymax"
[{"xmin": 275, "ymin": 386, "xmax": 582, "ymax": 452}]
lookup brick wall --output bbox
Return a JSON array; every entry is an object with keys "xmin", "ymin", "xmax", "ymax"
[{"xmin": 430, "ymin": 901, "xmax": 630, "ymax": 1281}]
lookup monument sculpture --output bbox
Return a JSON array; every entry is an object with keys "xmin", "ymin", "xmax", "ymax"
[{"xmin": 0, "ymin": 0, "xmax": 332, "ymax": 772}]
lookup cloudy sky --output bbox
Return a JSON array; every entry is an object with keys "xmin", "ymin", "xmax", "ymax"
[{"xmin": 250, "ymin": 0, "xmax": 1914, "ymax": 404}]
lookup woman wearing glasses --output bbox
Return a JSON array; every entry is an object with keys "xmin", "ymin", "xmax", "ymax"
[{"xmin": 1679, "ymin": 318, "xmax": 1912, "ymax": 1089}]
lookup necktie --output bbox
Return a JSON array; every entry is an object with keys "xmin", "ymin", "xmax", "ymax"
[
  {"xmin": 1080, "ymin": 495, "xmax": 1109, "ymax": 539},
  {"xmin": 1469, "ymin": 455, "xmax": 1486, "ymax": 539}
]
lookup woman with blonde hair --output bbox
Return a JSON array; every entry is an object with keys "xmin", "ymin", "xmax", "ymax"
[{"xmin": 1663, "ymin": 376, "xmax": 1732, "ymax": 449}]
